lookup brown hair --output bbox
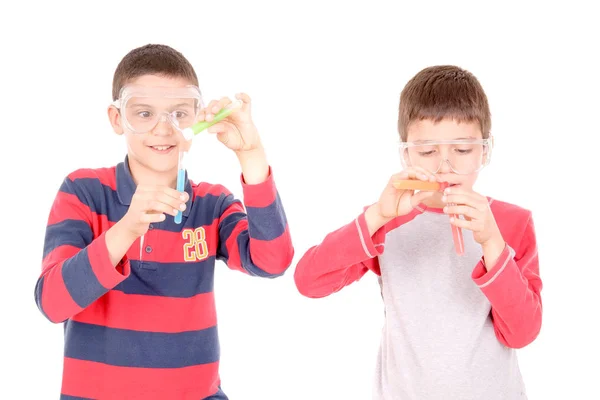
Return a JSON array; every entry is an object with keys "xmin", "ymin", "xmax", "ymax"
[
  {"xmin": 112, "ymin": 44, "xmax": 199, "ymax": 100},
  {"xmin": 398, "ymin": 65, "xmax": 491, "ymax": 141}
]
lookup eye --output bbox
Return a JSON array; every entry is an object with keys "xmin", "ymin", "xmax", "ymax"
[
  {"xmin": 174, "ymin": 111, "xmax": 189, "ymax": 119},
  {"xmin": 455, "ymin": 148, "xmax": 473, "ymax": 154},
  {"xmin": 418, "ymin": 150, "xmax": 436, "ymax": 156},
  {"xmin": 137, "ymin": 111, "xmax": 152, "ymax": 118}
]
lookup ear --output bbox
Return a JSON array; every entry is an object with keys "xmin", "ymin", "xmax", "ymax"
[{"xmin": 108, "ymin": 105, "xmax": 124, "ymax": 135}]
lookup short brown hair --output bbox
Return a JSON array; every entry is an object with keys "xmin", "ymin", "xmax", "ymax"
[
  {"xmin": 398, "ymin": 65, "xmax": 491, "ymax": 141},
  {"xmin": 112, "ymin": 44, "xmax": 199, "ymax": 100}
]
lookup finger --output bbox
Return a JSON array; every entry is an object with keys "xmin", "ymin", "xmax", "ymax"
[
  {"xmin": 390, "ymin": 171, "xmax": 409, "ymax": 181},
  {"xmin": 206, "ymin": 122, "xmax": 231, "ymax": 134},
  {"xmin": 163, "ymin": 190, "xmax": 189, "ymax": 206},
  {"xmin": 443, "ymin": 204, "xmax": 481, "ymax": 220},
  {"xmin": 449, "ymin": 215, "xmax": 485, "ymax": 232},
  {"xmin": 204, "ymin": 100, "xmax": 220, "ymax": 121},
  {"xmin": 443, "ymin": 186, "xmax": 487, "ymax": 204},
  {"xmin": 147, "ymin": 199, "xmax": 185, "ymax": 217},
  {"xmin": 139, "ymin": 186, "xmax": 188, "ymax": 202},
  {"xmin": 404, "ymin": 168, "xmax": 426, "ymax": 181},
  {"xmin": 411, "ymin": 166, "xmax": 437, "ymax": 182},
  {"xmin": 206, "ymin": 99, "xmax": 219, "ymax": 109},
  {"xmin": 445, "ymin": 193, "xmax": 487, "ymax": 210},
  {"xmin": 442, "ymin": 193, "xmax": 481, "ymax": 208},
  {"xmin": 443, "ymin": 185, "xmax": 474, "ymax": 196},
  {"xmin": 196, "ymin": 109, "xmax": 206, "ymax": 122},
  {"xmin": 140, "ymin": 212, "xmax": 167, "ymax": 223},
  {"xmin": 212, "ymin": 97, "xmax": 232, "ymax": 114},
  {"xmin": 449, "ymin": 216, "xmax": 477, "ymax": 230},
  {"xmin": 151, "ymin": 193, "xmax": 186, "ymax": 214},
  {"xmin": 236, "ymin": 92, "xmax": 251, "ymax": 104},
  {"xmin": 160, "ymin": 186, "xmax": 188, "ymax": 202},
  {"xmin": 403, "ymin": 168, "xmax": 431, "ymax": 182},
  {"xmin": 410, "ymin": 190, "xmax": 435, "ymax": 207}
]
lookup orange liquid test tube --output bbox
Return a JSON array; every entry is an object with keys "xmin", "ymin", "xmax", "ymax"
[
  {"xmin": 451, "ymin": 220, "xmax": 464, "ymax": 255},
  {"xmin": 392, "ymin": 180, "xmax": 448, "ymax": 191},
  {"xmin": 393, "ymin": 179, "xmax": 464, "ymax": 256}
]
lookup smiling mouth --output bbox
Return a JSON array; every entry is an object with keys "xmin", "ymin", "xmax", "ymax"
[{"xmin": 148, "ymin": 145, "xmax": 175, "ymax": 153}]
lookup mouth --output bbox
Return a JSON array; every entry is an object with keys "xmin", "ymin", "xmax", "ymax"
[
  {"xmin": 435, "ymin": 174, "xmax": 461, "ymax": 185},
  {"xmin": 148, "ymin": 145, "xmax": 176, "ymax": 154}
]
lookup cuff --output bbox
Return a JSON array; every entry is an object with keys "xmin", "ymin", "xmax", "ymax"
[
  {"xmin": 241, "ymin": 166, "xmax": 276, "ymax": 208},
  {"xmin": 88, "ymin": 232, "xmax": 131, "ymax": 289},
  {"xmin": 355, "ymin": 211, "xmax": 385, "ymax": 258},
  {"xmin": 472, "ymin": 243, "xmax": 515, "ymax": 288}
]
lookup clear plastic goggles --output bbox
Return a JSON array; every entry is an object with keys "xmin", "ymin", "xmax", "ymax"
[
  {"xmin": 399, "ymin": 138, "xmax": 492, "ymax": 175},
  {"xmin": 112, "ymin": 85, "xmax": 204, "ymax": 134}
]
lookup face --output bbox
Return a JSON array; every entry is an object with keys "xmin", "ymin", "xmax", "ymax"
[
  {"xmin": 405, "ymin": 118, "xmax": 486, "ymax": 190},
  {"xmin": 108, "ymin": 74, "xmax": 197, "ymax": 180}
]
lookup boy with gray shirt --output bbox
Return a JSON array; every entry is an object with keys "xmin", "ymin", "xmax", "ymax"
[{"xmin": 294, "ymin": 65, "xmax": 542, "ymax": 399}]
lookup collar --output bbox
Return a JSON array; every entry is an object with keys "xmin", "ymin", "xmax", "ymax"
[{"xmin": 116, "ymin": 155, "xmax": 193, "ymax": 217}]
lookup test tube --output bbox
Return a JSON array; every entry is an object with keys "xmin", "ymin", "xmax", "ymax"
[
  {"xmin": 174, "ymin": 150, "xmax": 186, "ymax": 224},
  {"xmin": 182, "ymin": 100, "xmax": 243, "ymax": 141},
  {"xmin": 450, "ymin": 209, "xmax": 465, "ymax": 255},
  {"xmin": 393, "ymin": 179, "xmax": 464, "ymax": 255}
]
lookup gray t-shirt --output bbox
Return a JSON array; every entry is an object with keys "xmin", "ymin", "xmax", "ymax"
[{"xmin": 372, "ymin": 210, "xmax": 527, "ymax": 400}]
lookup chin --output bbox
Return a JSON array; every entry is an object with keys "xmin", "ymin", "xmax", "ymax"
[
  {"xmin": 146, "ymin": 160, "xmax": 178, "ymax": 173},
  {"xmin": 130, "ymin": 155, "xmax": 177, "ymax": 175}
]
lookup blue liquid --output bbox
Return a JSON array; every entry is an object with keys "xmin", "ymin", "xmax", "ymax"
[{"xmin": 174, "ymin": 168, "xmax": 185, "ymax": 224}]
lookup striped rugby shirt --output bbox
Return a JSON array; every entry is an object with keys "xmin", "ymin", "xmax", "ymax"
[{"xmin": 35, "ymin": 156, "xmax": 294, "ymax": 399}]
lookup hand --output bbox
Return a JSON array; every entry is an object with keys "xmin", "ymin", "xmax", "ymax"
[
  {"xmin": 202, "ymin": 93, "xmax": 261, "ymax": 152},
  {"xmin": 442, "ymin": 185, "xmax": 503, "ymax": 246},
  {"xmin": 377, "ymin": 167, "xmax": 438, "ymax": 219},
  {"xmin": 120, "ymin": 185, "xmax": 189, "ymax": 238}
]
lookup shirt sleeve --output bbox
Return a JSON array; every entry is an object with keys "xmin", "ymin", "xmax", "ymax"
[
  {"xmin": 35, "ymin": 176, "xmax": 130, "ymax": 323},
  {"xmin": 294, "ymin": 207, "xmax": 421, "ymax": 298},
  {"xmin": 216, "ymin": 167, "xmax": 294, "ymax": 277},
  {"xmin": 471, "ymin": 213, "xmax": 542, "ymax": 348}
]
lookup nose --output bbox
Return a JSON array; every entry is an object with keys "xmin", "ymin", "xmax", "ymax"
[
  {"xmin": 151, "ymin": 113, "xmax": 175, "ymax": 136},
  {"xmin": 437, "ymin": 159, "xmax": 454, "ymax": 174}
]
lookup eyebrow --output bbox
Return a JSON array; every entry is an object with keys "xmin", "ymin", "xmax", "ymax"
[
  {"xmin": 129, "ymin": 103, "xmax": 153, "ymax": 109},
  {"xmin": 171, "ymin": 103, "xmax": 195, "ymax": 109}
]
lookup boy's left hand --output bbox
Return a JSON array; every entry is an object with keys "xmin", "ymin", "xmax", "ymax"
[
  {"xmin": 201, "ymin": 93, "xmax": 261, "ymax": 152},
  {"xmin": 441, "ymin": 185, "xmax": 503, "ymax": 247}
]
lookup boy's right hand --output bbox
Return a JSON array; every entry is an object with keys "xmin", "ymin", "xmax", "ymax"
[
  {"xmin": 120, "ymin": 185, "xmax": 189, "ymax": 238},
  {"xmin": 378, "ymin": 167, "xmax": 438, "ymax": 218},
  {"xmin": 365, "ymin": 167, "xmax": 437, "ymax": 235}
]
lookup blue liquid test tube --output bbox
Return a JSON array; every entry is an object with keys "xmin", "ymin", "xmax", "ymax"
[{"xmin": 174, "ymin": 151, "xmax": 186, "ymax": 224}]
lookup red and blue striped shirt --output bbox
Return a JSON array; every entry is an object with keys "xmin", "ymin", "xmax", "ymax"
[{"xmin": 35, "ymin": 157, "xmax": 294, "ymax": 399}]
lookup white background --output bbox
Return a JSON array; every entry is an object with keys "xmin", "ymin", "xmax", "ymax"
[{"xmin": 2, "ymin": 1, "xmax": 598, "ymax": 399}]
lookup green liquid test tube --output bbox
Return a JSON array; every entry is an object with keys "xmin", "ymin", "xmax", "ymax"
[{"xmin": 182, "ymin": 101, "xmax": 241, "ymax": 141}]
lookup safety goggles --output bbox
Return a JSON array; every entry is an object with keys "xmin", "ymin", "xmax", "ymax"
[
  {"xmin": 112, "ymin": 85, "xmax": 204, "ymax": 134},
  {"xmin": 399, "ymin": 138, "xmax": 493, "ymax": 175}
]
